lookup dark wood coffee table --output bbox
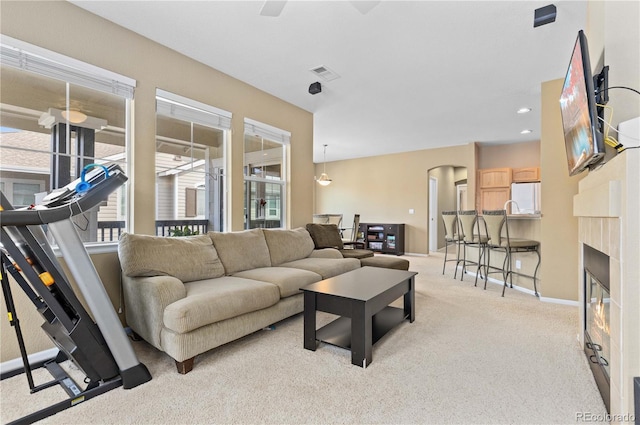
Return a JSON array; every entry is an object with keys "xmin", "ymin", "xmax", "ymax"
[{"xmin": 301, "ymin": 266, "xmax": 417, "ymax": 368}]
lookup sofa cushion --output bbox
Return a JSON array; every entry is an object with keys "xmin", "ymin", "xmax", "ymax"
[
  {"xmin": 339, "ymin": 249, "xmax": 375, "ymax": 259},
  {"xmin": 233, "ymin": 267, "xmax": 322, "ymax": 298},
  {"xmin": 308, "ymin": 248, "xmax": 344, "ymax": 259},
  {"xmin": 118, "ymin": 233, "xmax": 225, "ymax": 283},
  {"xmin": 209, "ymin": 229, "xmax": 271, "ymax": 275},
  {"xmin": 305, "ymin": 223, "xmax": 344, "ymax": 249},
  {"xmin": 263, "ymin": 228, "xmax": 315, "ymax": 266},
  {"xmin": 164, "ymin": 276, "xmax": 280, "ymax": 334},
  {"xmin": 280, "ymin": 257, "xmax": 361, "ymax": 279},
  {"xmin": 360, "ymin": 256, "xmax": 410, "ymax": 270}
]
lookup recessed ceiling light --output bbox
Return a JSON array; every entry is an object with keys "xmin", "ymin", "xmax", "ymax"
[
  {"xmin": 520, "ymin": 129, "xmax": 533, "ymax": 134},
  {"xmin": 517, "ymin": 107, "xmax": 532, "ymax": 114}
]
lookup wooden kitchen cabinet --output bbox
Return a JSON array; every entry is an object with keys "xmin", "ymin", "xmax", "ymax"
[
  {"xmin": 479, "ymin": 168, "xmax": 512, "ymax": 188},
  {"xmin": 512, "ymin": 167, "xmax": 540, "ymax": 182},
  {"xmin": 477, "ymin": 168, "xmax": 511, "ymax": 213},
  {"xmin": 479, "ymin": 187, "xmax": 511, "ymax": 212}
]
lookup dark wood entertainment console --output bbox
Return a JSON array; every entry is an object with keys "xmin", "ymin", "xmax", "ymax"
[{"xmin": 358, "ymin": 223, "xmax": 405, "ymax": 255}]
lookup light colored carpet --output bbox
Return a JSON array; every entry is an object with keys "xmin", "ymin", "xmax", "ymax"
[{"xmin": 1, "ymin": 254, "xmax": 606, "ymax": 424}]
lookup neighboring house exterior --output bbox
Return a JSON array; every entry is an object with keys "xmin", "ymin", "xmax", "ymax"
[{"xmin": 1, "ymin": 128, "xmax": 123, "ymax": 240}]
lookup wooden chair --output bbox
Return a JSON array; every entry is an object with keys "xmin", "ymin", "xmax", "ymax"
[{"xmin": 342, "ymin": 214, "xmax": 361, "ymax": 245}]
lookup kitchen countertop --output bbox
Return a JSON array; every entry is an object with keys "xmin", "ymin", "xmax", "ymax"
[{"xmin": 507, "ymin": 214, "xmax": 542, "ymax": 219}]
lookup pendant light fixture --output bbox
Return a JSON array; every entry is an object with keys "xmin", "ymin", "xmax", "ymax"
[{"xmin": 317, "ymin": 144, "xmax": 332, "ymax": 186}]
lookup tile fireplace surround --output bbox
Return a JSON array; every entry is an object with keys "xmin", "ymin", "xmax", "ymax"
[{"xmin": 573, "ymin": 121, "xmax": 639, "ymax": 421}]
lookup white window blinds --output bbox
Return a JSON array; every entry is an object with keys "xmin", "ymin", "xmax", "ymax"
[
  {"xmin": 0, "ymin": 35, "xmax": 136, "ymax": 99},
  {"xmin": 244, "ymin": 118, "xmax": 291, "ymax": 145},
  {"xmin": 156, "ymin": 89, "xmax": 232, "ymax": 130}
]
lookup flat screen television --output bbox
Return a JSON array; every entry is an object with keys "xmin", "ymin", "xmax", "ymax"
[{"xmin": 559, "ymin": 30, "xmax": 606, "ymax": 176}]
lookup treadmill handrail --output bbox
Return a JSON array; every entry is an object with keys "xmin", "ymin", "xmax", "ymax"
[{"xmin": 0, "ymin": 165, "xmax": 127, "ymax": 227}]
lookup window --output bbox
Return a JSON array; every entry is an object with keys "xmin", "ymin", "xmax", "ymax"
[
  {"xmin": 243, "ymin": 118, "xmax": 290, "ymax": 229},
  {"xmin": 12, "ymin": 182, "xmax": 42, "ymax": 207},
  {"xmin": 0, "ymin": 177, "xmax": 46, "ymax": 208},
  {"xmin": 0, "ymin": 35, "xmax": 135, "ymax": 244},
  {"xmin": 155, "ymin": 90, "xmax": 231, "ymax": 236}
]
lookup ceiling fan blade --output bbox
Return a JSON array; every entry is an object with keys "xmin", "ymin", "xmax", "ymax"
[
  {"xmin": 350, "ymin": 1, "xmax": 380, "ymax": 15},
  {"xmin": 259, "ymin": 0, "xmax": 287, "ymax": 17}
]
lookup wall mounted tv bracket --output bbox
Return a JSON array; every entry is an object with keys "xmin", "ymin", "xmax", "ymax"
[{"xmin": 594, "ymin": 65, "xmax": 610, "ymax": 130}]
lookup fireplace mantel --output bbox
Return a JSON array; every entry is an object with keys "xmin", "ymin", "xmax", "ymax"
[
  {"xmin": 574, "ymin": 180, "xmax": 621, "ymax": 218},
  {"xmin": 573, "ymin": 117, "xmax": 639, "ymax": 419}
]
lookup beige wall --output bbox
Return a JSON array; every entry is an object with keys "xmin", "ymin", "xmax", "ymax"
[
  {"xmin": 587, "ymin": 1, "xmax": 640, "ymax": 129},
  {"xmin": 429, "ymin": 166, "xmax": 458, "ymax": 249},
  {"xmin": 0, "ymin": 0, "xmax": 313, "ymax": 361},
  {"xmin": 478, "ymin": 141, "xmax": 541, "ymax": 169},
  {"xmin": 539, "ymin": 79, "xmax": 582, "ymax": 301},
  {"xmin": 314, "ymin": 143, "xmax": 476, "ymax": 255},
  {"xmin": 603, "ymin": 1, "xmax": 640, "ymax": 127}
]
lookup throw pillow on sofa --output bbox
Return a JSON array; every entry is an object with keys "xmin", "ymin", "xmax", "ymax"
[
  {"xmin": 305, "ymin": 223, "xmax": 344, "ymax": 249},
  {"xmin": 118, "ymin": 233, "xmax": 225, "ymax": 282}
]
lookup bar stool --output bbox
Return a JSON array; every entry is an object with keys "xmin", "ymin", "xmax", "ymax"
[
  {"xmin": 457, "ymin": 210, "xmax": 488, "ymax": 286},
  {"xmin": 481, "ymin": 210, "xmax": 509, "ymax": 290},
  {"xmin": 482, "ymin": 209, "xmax": 541, "ymax": 297},
  {"xmin": 441, "ymin": 211, "xmax": 462, "ymax": 277}
]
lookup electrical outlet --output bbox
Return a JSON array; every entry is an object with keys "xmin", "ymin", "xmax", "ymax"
[
  {"xmin": 409, "ymin": 208, "xmax": 415, "ymax": 214},
  {"xmin": 515, "ymin": 260, "xmax": 522, "ymax": 269}
]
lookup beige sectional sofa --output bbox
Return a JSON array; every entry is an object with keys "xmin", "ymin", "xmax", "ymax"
[{"xmin": 118, "ymin": 227, "xmax": 360, "ymax": 373}]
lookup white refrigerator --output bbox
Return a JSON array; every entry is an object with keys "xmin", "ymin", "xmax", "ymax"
[{"xmin": 510, "ymin": 182, "xmax": 541, "ymax": 214}]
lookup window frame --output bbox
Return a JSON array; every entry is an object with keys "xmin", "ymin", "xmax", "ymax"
[
  {"xmin": 243, "ymin": 118, "xmax": 290, "ymax": 230},
  {"xmin": 155, "ymin": 90, "xmax": 232, "ymax": 234},
  {"xmin": 0, "ymin": 35, "xmax": 136, "ymax": 248}
]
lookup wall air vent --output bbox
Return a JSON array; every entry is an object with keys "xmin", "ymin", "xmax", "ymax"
[{"xmin": 310, "ymin": 65, "xmax": 340, "ymax": 82}]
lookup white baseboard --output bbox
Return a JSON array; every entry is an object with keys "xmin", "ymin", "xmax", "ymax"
[
  {"xmin": 459, "ymin": 267, "xmax": 578, "ymax": 306},
  {"xmin": 0, "ymin": 348, "xmax": 58, "ymax": 375},
  {"xmin": 538, "ymin": 296, "xmax": 579, "ymax": 306},
  {"xmin": 483, "ymin": 274, "xmax": 538, "ymax": 296},
  {"xmin": 459, "ymin": 267, "xmax": 536, "ymax": 295}
]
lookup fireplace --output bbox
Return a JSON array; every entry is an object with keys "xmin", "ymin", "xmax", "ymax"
[
  {"xmin": 573, "ymin": 119, "xmax": 639, "ymax": 417},
  {"xmin": 583, "ymin": 244, "xmax": 610, "ymax": 412}
]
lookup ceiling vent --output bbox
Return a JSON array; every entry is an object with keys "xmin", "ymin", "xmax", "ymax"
[{"xmin": 310, "ymin": 65, "xmax": 340, "ymax": 82}]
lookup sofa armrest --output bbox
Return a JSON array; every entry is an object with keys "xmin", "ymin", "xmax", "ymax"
[
  {"xmin": 122, "ymin": 274, "xmax": 187, "ymax": 350},
  {"xmin": 308, "ymin": 248, "xmax": 344, "ymax": 259}
]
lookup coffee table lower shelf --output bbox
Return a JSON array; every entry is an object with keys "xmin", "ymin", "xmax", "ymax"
[{"xmin": 316, "ymin": 306, "xmax": 407, "ymax": 349}]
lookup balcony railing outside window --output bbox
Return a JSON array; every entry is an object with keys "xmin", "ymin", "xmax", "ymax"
[{"xmin": 97, "ymin": 220, "xmax": 209, "ymax": 242}]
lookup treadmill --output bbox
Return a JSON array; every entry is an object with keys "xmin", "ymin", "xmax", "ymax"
[{"xmin": 0, "ymin": 163, "xmax": 151, "ymax": 425}]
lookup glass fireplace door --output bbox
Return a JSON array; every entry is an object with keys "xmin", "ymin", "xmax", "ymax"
[{"xmin": 586, "ymin": 271, "xmax": 610, "ymax": 378}]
